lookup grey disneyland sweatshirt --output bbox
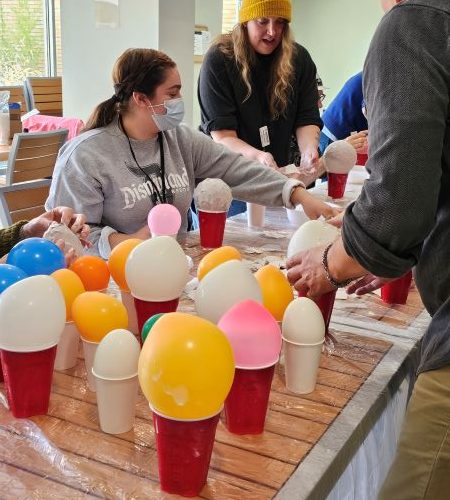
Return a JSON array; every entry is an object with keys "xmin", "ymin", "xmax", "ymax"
[
  {"xmin": 46, "ymin": 119, "xmax": 302, "ymax": 258},
  {"xmin": 341, "ymin": 0, "xmax": 450, "ymax": 373}
]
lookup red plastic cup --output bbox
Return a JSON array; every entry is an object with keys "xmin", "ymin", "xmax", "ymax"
[
  {"xmin": 299, "ymin": 290, "xmax": 337, "ymax": 335},
  {"xmin": 381, "ymin": 271, "xmax": 413, "ymax": 305},
  {"xmin": 133, "ymin": 297, "xmax": 179, "ymax": 342},
  {"xmin": 198, "ymin": 210, "xmax": 227, "ymax": 249},
  {"xmin": 152, "ymin": 410, "xmax": 219, "ymax": 496},
  {"xmin": 0, "ymin": 356, "xmax": 3, "ymax": 382},
  {"xmin": 1, "ymin": 345, "xmax": 57, "ymax": 418},
  {"xmin": 327, "ymin": 173, "xmax": 348, "ymax": 199},
  {"xmin": 357, "ymin": 152, "xmax": 368, "ymax": 166},
  {"xmin": 223, "ymin": 364, "xmax": 275, "ymax": 435}
]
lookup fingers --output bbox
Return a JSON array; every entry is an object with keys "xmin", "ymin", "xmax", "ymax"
[
  {"xmin": 68, "ymin": 213, "xmax": 88, "ymax": 234},
  {"xmin": 64, "ymin": 248, "xmax": 77, "ymax": 267},
  {"xmin": 346, "ymin": 275, "xmax": 379, "ymax": 295}
]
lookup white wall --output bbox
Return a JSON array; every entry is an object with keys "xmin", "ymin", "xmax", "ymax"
[
  {"xmin": 193, "ymin": 0, "xmax": 223, "ymax": 128},
  {"xmin": 61, "ymin": 0, "xmax": 195, "ymax": 124},
  {"xmin": 292, "ymin": 0, "xmax": 384, "ymax": 105}
]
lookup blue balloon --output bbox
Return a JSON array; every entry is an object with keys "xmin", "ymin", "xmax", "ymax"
[
  {"xmin": 0, "ymin": 264, "xmax": 28, "ymax": 293},
  {"xmin": 6, "ymin": 237, "xmax": 66, "ymax": 276}
]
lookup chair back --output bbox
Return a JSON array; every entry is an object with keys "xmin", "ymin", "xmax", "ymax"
[
  {"xmin": 0, "ymin": 178, "xmax": 51, "ymax": 226},
  {"xmin": 25, "ymin": 77, "xmax": 63, "ymax": 116},
  {"xmin": 6, "ymin": 129, "xmax": 68, "ymax": 185}
]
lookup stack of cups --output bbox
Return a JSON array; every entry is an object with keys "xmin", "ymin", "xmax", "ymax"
[
  {"xmin": 51, "ymin": 269, "xmax": 86, "ymax": 371},
  {"xmin": 72, "ymin": 292, "xmax": 128, "ymax": 391},
  {"xmin": 92, "ymin": 329, "xmax": 141, "ymax": 434},
  {"xmin": 218, "ymin": 300, "xmax": 281, "ymax": 434},
  {"xmin": 0, "ymin": 276, "xmax": 66, "ymax": 417},
  {"xmin": 125, "ymin": 237, "xmax": 188, "ymax": 339},
  {"xmin": 381, "ymin": 270, "xmax": 413, "ymax": 305},
  {"xmin": 138, "ymin": 313, "xmax": 234, "ymax": 496},
  {"xmin": 323, "ymin": 140, "xmax": 357, "ymax": 199},
  {"xmin": 194, "ymin": 178, "xmax": 232, "ymax": 249},
  {"xmin": 246, "ymin": 203, "xmax": 266, "ymax": 228},
  {"xmin": 282, "ymin": 298, "xmax": 325, "ymax": 394}
]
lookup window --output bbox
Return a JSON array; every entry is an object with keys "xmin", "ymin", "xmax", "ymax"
[
  {"xmin": 0, "ymin": 0, "xmax": 62, "ymax": 85},
  {"xmin": 222, "ymin": 0, "xmax": 240, "ymax": 33}
]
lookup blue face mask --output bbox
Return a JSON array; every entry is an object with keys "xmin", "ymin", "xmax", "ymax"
[{"xmin": 149, "ymin": 98, "xmax": 184, "ymax": 131}]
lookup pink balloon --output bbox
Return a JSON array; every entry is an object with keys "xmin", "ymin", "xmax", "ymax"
[
  {"xmin": 218, "ymin": 299, "xmax": 281, "ymax": 369},
  {"xmin": 147, "ymin": 204, "xmax": 182, "ymax": 237}
]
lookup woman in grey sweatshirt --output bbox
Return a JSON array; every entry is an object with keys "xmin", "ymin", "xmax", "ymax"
[{"xmin": 46, "ymin": 48, "xmax": 336, "ymax": 258}]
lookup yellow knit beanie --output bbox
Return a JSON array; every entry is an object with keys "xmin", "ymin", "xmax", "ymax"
[{"xmin": 239, "ymin": 0, "xmax": 292, "ymax": 23}]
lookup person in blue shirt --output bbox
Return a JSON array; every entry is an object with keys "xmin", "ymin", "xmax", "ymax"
[{"xmin": 319, "ymin": 72, "xmax": 368, "ymax": 155}]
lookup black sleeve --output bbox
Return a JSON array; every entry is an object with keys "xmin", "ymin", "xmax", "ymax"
[
  {"xmin": 293, "ymin": 45, "xmax": 322, "ymax": 130},
  {"xmin": 198, "ymin": 46, "xmax": 238, "ymax": 134},
  {"xmin": 342, "ymin": 5, "xmax": 448, "ymax": 277}
]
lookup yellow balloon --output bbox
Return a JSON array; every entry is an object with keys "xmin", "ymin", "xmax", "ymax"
[
  {"xmin": 51, "ymin": 268, "xmax": 86, "ymax": 321},
  {"xmin": 138, "ymin": 312, "xmax": 235, "ymax": 419},
  {"xmin": 71, "ymin": 291, "xmax": 128, "ymax": 342},
  {"xmin": 108, "ymin": 238, "xmax": 143, "ymax": 291},
  {"xmin": 197, "ymin": 246, "xmax": 241, "ymax": 281},
  {"xmin": 254, "ymin": 265, "xmax": 294, "ymax": 321}
]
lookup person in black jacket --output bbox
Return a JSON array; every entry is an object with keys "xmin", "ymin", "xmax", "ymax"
[{"xmin": 198, "ymin": 0, "xmax": 322, "ymax": 215}]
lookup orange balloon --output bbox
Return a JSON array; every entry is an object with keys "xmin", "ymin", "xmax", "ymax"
[
  {"xmin": 108, "ymin": 238, "xmax": 143, "ymax": 291},
  {"xmin": 51, "ymin": 268, "xmax": 85, "ymax": 321},
  {"xmin": 71, "ymin": 291, "xmax": 128, "ymax": 342},
  {"xmin": 197, "ymin": 246, "xmax": 241, "ymax": 281},
  {"xmin": 70, "ymin": 255, "xmax": 110, "ymax": 291},
  {"xmin": 254, "ymin": 264, "xmax": 294, "ymax": 321}
]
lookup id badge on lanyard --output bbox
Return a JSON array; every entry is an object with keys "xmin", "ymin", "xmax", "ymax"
[{"xmin": 259, "ymin": 125, "xmax": 270, "ymax": 149}]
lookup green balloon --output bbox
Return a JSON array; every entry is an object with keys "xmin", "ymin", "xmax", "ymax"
[{"xmin": 141, "ymin": 313, "xmax": 165, "ymax": 344}]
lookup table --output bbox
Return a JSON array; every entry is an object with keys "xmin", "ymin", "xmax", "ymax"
[{"xmin": 0, "ymin": 175, "xmax": 430, "ymax": 499}]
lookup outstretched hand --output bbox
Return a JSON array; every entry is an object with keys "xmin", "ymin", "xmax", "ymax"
[{"xmin": 21, "ymin": 207, "xmax": 90, "ymax": 246}]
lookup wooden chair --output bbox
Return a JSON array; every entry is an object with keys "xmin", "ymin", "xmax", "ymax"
[
  {"xmin": 5, "ymin": 129, "xmax": 68, "ymax": 185},
  {"xmin": 0, "ymin": 84, "xmax": 27, "ymax": 138},
  {"xmin": 24, "ymin": 77, "xmax": 63, "ymax": 116},
  {"xmin": 0, "ymin": 178, "xmax": 51, "ymax": 226}
]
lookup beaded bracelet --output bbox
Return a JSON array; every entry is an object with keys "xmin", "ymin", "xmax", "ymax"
[{"xmin": 322, "ymin": 243, "xmax": 354, "ymax": 289}]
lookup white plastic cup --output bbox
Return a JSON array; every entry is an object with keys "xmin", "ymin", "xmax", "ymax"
[
  {"xmin": 120, "ymin": 290, "xmax": 139, "ymax": 337},
  {"xmin": 0, "ymin": 111, "xmax": 10, "ymax": 145},
  {"xmin": 285, "ymin": 206, "xmax": 309, "ymax": 227},
  {"xmin": 283, "ymin": 338, "xmax": 324, "ymax": 394},
  {"xmin": 82, "ymin": 339, "xmax": 98, "ymax": 392},
  {"xmin": 93, "ymin": 374, "xmax": 138, "ymax": 434},
  {"xmin": 246, "ymin": 203, "xmax": 265, "ymax": 228},
  {"xmin": 54, "ymin": 321, "xmax": 80, "ymax": 371}
]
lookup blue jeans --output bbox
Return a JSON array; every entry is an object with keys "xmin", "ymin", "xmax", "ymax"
[{"xmin": 227, "ymin": 200, "xmax": 247, "ymax": 217}]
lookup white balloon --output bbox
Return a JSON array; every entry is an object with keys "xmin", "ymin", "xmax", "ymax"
[
  {"xmin": 282, "ymin": 298, "xmax": 325, "ymax": 344},
  {"xmin": 287, "ymin": 220, "xmax": 339, "ymax": 258},
  {"xmin": 195, "ymin": 260, "xmax": 262, "ymax": 324},
  {"xmin": 323, "ymin": 140, "xmax": 357, "ymax": 174},
  {"xmin": 93, "ymin": 329, "xmax": 140, "ymax": 380},
  {"xmin": 125, "ymin": 236, "xmax": 189, "ymax": 301},
  {"xmin": 0, "ymin": 275, "xmax": 66, "ymax": 352}
]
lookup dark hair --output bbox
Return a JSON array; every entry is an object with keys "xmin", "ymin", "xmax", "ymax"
[{"xmin": 84, "ymin": 48, "xmax": 176, "ymax": 131}]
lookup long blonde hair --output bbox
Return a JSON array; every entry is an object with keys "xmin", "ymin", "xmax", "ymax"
[{"xmin": 213, "ymin": 23, "xmax": 294, "ymax": 119}]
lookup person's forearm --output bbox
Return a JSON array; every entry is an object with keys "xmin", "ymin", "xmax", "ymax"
[
  {"xmin": 296, "ymin": 158, "xmax": 326, "ymax": 187},
  {"xmin": 211, "ymin": 132, "xmax": 261, "ymax": 161},
  {"xmin": 327, "ymin": 237, "xmax": 368, "ymax": 282},
  {"xmin": 296, "ymin": 125, "xmax": 320, "ymax": 154}
]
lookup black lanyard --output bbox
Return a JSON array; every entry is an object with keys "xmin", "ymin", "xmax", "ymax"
[{"xmin": 119, "ymin": 116, "xmax": 167, "ymax": 204}]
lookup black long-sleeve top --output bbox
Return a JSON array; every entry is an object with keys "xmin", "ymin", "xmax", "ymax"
[{"xmin": 198, "ymin": 41, "xmax": 322, "ymax": 167}]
